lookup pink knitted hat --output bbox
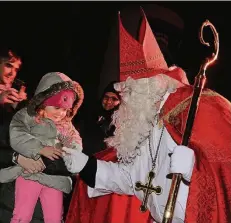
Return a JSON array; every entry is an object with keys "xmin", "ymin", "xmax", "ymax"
[{"xmin": 43, "ymin": 89, "xmax": 76, "ymax": 109}]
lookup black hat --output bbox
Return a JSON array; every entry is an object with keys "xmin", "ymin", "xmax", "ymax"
[{"xmin": 102, "ymin": 81, "xmax": 120, "ymax": 99}]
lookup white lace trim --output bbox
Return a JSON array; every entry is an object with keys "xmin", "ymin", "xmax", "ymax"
[{"xmin": 105, "ymin": 73, "xmax": 179, "ymax": 165}]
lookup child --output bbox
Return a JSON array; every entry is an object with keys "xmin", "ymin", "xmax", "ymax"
[{"xmin": 8, "ymin": 72, "xmax": 84, "ymax": 223}]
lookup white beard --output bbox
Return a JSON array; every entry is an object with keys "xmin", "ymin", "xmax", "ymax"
[{"xmin": 105, "ymin": 74, "xmax": 178, "ymax": 165}]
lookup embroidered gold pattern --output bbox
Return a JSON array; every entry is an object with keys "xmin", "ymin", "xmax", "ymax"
[{"xmin": 161, "ymin": 90, "xmax": 220, "ymax": 125}]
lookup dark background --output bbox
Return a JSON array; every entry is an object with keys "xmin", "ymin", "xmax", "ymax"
[{"xmin": 1, "ymin": 1, "xmax": 230, "ymax": 126}]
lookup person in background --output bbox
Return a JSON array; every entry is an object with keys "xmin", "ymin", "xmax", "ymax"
[
  {"xmin": 96, "ymin": 81, "xmax": 121, "ymax": 146},
  {"xmin": 82, "ymin": 81, "xmax": 121, "ymax": 156},
  {"xmin": 0, "ymin": 47, "xmax": 47, "ymax": 222}
]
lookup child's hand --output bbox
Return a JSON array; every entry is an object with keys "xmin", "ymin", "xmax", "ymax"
[{"xmin": 39, "ymin": 146, "xmax": 63, "ymax": 161}]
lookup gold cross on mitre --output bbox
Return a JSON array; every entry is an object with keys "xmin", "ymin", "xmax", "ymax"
[{"xmin": 135, "ymin": 171, "xmax": 162, "ymax": 212}]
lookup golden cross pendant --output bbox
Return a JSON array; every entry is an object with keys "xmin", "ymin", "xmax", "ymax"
[{"xmin": 135, "ymin": 171, "xmax": 162, "ymax": 212}]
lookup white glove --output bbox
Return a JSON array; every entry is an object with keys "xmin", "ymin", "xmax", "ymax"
[
  {"xmin": 169, "ymin": 145, "xmax": 195, "ymax": 182},
  {"xmin": 62, "ymin": 147, "xmax": 89, "ymax": 174}
]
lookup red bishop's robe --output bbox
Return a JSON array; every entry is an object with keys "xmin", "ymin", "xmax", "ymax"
[
  {"xmin": 65, "ymin": 147, "xmax": 151, "ymax": 223},
  {"xmin": 66, "ymin": 85, "xmax": 231, "ymax": 223}
]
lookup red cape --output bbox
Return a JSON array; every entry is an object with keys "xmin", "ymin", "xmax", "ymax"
[
  {"xmin": 162, "ymin": 86, "xmax": 231, "ymax": 223},
  {"xmin": 66, "ymin": 85, "xmax": 231, "ymax": 223}
]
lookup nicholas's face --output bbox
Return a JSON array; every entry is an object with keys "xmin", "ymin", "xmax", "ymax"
[{"xmin": 0, "ymin": 59, "xmax": 21, "ymax": 87}]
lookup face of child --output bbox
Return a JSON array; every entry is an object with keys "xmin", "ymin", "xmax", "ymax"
[{"xmin": 44, "ymin": 106, "xmax": 68, "ymax": 122}]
